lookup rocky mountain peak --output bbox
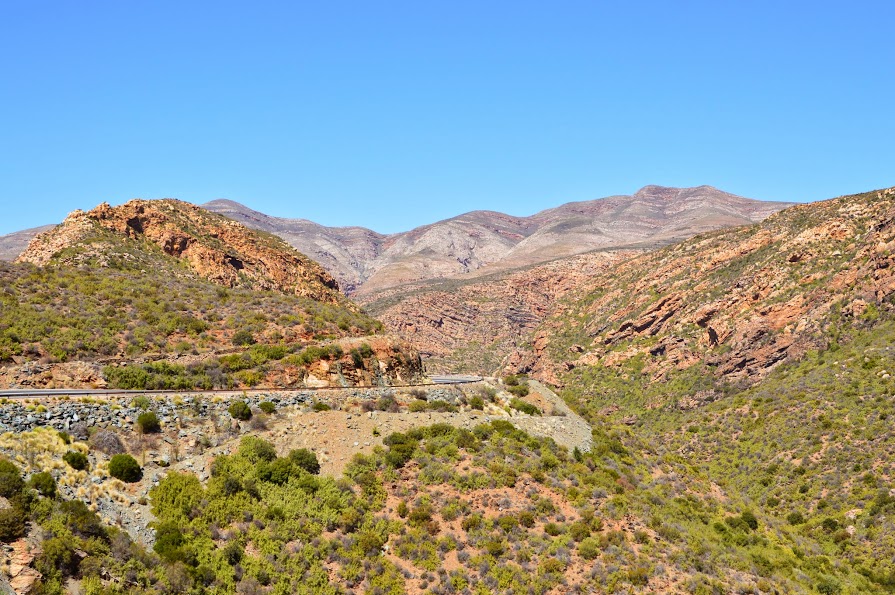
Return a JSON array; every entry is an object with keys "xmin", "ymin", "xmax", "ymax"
[{"xmin": 17, "ymin": 198, "xmax": 345, "ymax": 304}]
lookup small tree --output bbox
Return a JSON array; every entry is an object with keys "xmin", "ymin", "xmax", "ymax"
[
  {"xmin": 228, "ymin": 401, "xmax": 252, "ymax": 421},
  {"xmin": 109, "ymin": 454, "xmax": 142, "ymax": 483}
]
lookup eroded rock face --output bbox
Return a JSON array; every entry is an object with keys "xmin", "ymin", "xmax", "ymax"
[
  {"xmin": 17, "ymin": 199, "xmax": 342, "ymax": 304},
  {"xmin": 510, "ymin": 187, "xmax": 895, "ymax": 388},
  {"xmin": 1, "ymin": 539, "xmax": 41, "ymax": 595},
  {"xmin": 362, "ymin": 251, "xmax": 635, "ymax": 374}
]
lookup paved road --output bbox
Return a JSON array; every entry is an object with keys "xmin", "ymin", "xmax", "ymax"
[{"xmin": 0, "ymin": 375, "xmax": 484, "ymax": 399}]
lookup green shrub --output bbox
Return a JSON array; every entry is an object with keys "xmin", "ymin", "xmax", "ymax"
[
  {"xmin": 468, "ymin": 396, "xmax": 484, "ymax": 410},
  {"xmin": 311, "ymin": 401, "xmax": 331, "ymax": 412},
  {"xmin": 787, "ymin": 511, "xmax": 806, "ymax": 525},
  {"xmin": 60, "ymin": 500, "xmax": 107, "ymax": 540},
  {"xmin": 289, "ymin": 448, "xmax": 320, "ymax": 475},
  {"xmin": 0, "ymin": 506, "xmax": 26, "ymax": 542},
  {"xmin": 228, "ymin": 401, "xmax": 252, "ymax": 421},
  {"xmin": 238, "ymin": 436, "xmax": 277, "ymax": 463},
  {"xmin": 232, "ymin": 330, "xmax": 256, "ymax": 346},
  {"xmin": 740, "ymin": 510, "xmax": 759, "ymax": 530},
  {"xmin": 136, "ymin": 411, "xmax": 161, "ymax": 433},
  {"xmin": 578, "ymin": 536, "xmax": 601, "ymax": 560},
  {"xmin": 57, "ymin": 431, "xmax": 71, "ymax": 445},
  {"xmin": 509, "ymin": 398, "xmax": 540, "ymax": 415},
  {"xmin": 153, "ymin": 521, "xmax": 186, "ymax": 562},
  {"xmin": 29, "ymin": 472, "xmax": 57, "ymax": 498},
  {"xmin": 109, "ymin": 454, "xmax": 142, "ymax": 483},
  {"xmin": 36, "ymin": 536, "xmax": 77, "ymax": 577},
  {"xmin": 63, "ymin": 451, "xmax": 88, "ymax": 471},
  {"xmin": 132, "ymin": 396, "xmax": 151, "ymax": 410},
  {"xmin": 396, "ymin": 501, "xmax": 409, "ymax": 518},
  {"xmin": 507, "ymin": 384, "xmax": 530, "ymax": 398},
  {"xmin": 258, "ymin": 401, "xmax": 276, "ymax": 414},
  {"xmin": 0, "ymin": 460, "xmax": 24, "ymax": 498},
  {"xmin": 259, "ymin": 458, "xmax": 293, "ymax": 485}
]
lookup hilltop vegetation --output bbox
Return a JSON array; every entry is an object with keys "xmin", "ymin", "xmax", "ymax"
[{"xmin": 0, "ymin": 199, "xmax": 427, "ymax": 390}]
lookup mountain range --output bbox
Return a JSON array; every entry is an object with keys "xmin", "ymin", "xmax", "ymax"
[
  {"xmin": 204, "ymin": 185, "xmax": 793, "ymax": 295},
  {"xmin": 0, "ymin": 186, "xmax": 794, "ymax": 297}
]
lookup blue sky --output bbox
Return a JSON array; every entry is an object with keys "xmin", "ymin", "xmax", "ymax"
[{"xmin": 1, "ymin": 1, "xmax": 893, "ymax": 235}]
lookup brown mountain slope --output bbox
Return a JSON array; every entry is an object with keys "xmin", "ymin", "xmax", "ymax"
[
  {"xmin": 0, "ymin": 224, "xmax": 54, "ymax": 261},
  {"xmin": 204, "ymin": 186, "xmax": 794, "ymax": 295},
  {"xmin": 202, "ymin": 198, "xmax": 385, "ymax": 293},
  {"xmin": 362, "ymin": 250, "xmax": 637, "ymax": 374},
  {"xmin": 509, "ymin": 186, "xmax": 895, "ymax": 388},
  {"xmin": 18, "ymin": 199, "xmax": 343, "ymax": 304}
]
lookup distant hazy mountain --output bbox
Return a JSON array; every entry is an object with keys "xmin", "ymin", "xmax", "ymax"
[
  {"xmin": 0, "ymin": 224, "xmax": 55, "ymax": 261},
  {"xmin": 204, "ymin": 185, "xmax": 794, "ymax": 294}
]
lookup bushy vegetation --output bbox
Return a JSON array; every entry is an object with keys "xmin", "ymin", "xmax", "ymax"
[
  {"xmin": 227, "ymin": 401, "xmax": 252, "ymax": 421},
  {"xmin": 136, "ymin": 411, "xmax": 161, "ymax": 433},
  {"xmin": 62, "ymin": 450, "xmax": 88, "ymax": 471},
  {"xmin": 108, "ymin": 454, "xmax": 142, "ymax": 482},
  {"xmin": 0, "ymin": 255, "xmax": 380, "ymax": 366}
]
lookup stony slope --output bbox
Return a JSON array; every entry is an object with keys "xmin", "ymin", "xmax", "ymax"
[
  {"xmin": 203, "ymin": 199, "xmax": 385, "ymax": 293},
  {"xmin": 519, "ymin": 186, "xmax": 895, "ymax": 594},
  {"xmin": 204, "ymin": 186, "xmax": 794, "ymax": 295}
]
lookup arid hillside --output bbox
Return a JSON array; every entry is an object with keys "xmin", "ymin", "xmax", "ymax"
[
  {"xmin": 0, "ymin": 224, "xmax": 54, "ymax": 261},
  {"xmin": 1, "ymin": 200, "xmax": 422, "ymax": 390},
  {"xmin": 509, "ymin": 186, "xmax": 895, "ymax": 389}
]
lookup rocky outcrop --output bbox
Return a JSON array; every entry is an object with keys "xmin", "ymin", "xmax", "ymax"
[
  {"xmin": 0, "ymin": 539, "xmax": 40, "ymax": 595},
  {"xmin": 18, "ymin": 199, "xmax": 343, "ymax": 304},
  {"xmin": 511, "ymin": 187, "xmax": 895, "ymax": 388}
]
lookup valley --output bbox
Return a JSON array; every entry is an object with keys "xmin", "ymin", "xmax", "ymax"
[{"xmin": 0, "ymin": 186, "xmax": 894, "ymax": 594}]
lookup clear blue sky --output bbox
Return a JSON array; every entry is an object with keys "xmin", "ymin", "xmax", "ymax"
[{"xmin": 1, "ymin": 1, "xmax": 893, "ymax": 235}]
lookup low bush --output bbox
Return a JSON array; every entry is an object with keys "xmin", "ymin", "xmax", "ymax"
[
  {"xmin": 507, "ymin": 384, "xmax": 530, "ymax": 398},
  {"xmin": 29, "ymin": 472, "xmax": 57, "ymax": 498},
  {"xmin": 89, "ymin": 429, "xmax": 125, "ymax": 455},
  {"xmin": 63, "ymin": 450, "xmax": 88, "ymax": 471},
  {"xmin": 311, "ymin": 402, "xmax": 331, "ymax": 412},
  {"xmin": 109, "ymin": 454, "xmax": 142, "ymax": 483},
  {"xmin": 258, "ymin": 401, "xmax": 276, "ymax": 414},
  {"xmin": 136, "ymin": 411, "xmax": 161, "ymax": 434},
  {"xmin": 510, "ymin": 398, "xmax": 540, "ymax": 415},
  {"xmin": 289, "ymin": 448, "xmax": 320, "ymax": 474},
  {"xmin": 228, "ymin": 401, "xmax": 252, "ymax": 421}
]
